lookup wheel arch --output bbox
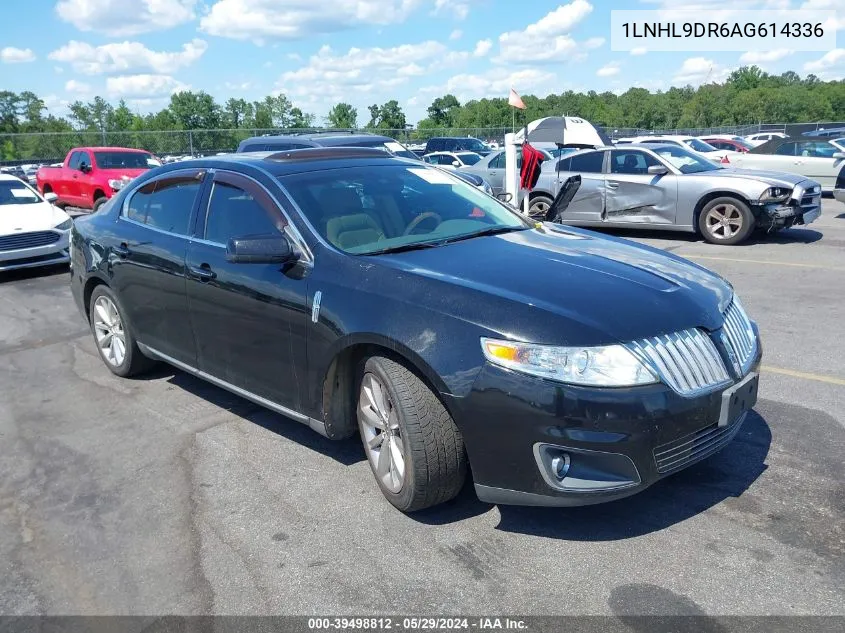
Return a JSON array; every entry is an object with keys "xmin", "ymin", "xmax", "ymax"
[
  {"xmin": 82, "ymin": 274, "xmax": 110, "ymax": 320},
  {"xmin": 318, "ymin": 334, "xmax": 454, "ymax": 441},
  {"xmin": 92, "ymin": 188, "xmax": 107, "ymax": 202},
  {"xmin": 693, "ymin": 190, "xmax": 755, "ymax": 230}
]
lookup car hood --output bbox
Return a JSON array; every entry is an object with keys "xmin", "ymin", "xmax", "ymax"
[
  {"xmin": 374, "ymin": 225, "xmax": 733, "ymax": 345},
  {"xmin": 0, "ymin": 201, "xmax": 70, "ymax": 233},
  {"xmin": 699, "ymin": 167, "xmax": 811, "ymax": 187}
]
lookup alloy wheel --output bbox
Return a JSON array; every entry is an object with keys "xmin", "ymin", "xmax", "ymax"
[
  {"xmin": 704, "ymin": 203, "xmax": 743, "ymax": 240},
  {"xmin": 358, "ymin": 373, "xmax": 405, "ymax": 493},
  {"xmin": 92, "ymin": 296, "xmax": 126, "ymax": 367},
  {"xmin": 529, "ymin": 199, "xmax": 550, "ymax": 219}
]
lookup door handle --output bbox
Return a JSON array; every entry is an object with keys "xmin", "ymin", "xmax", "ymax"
[
  {"xmin": 189, "ymin": 264, "xmax": 216, "ymax": 282},
  {"xmin": 606, "ymin": 181, "xmax": 619, "ymax": 189},
  {"xmin": 113, "ymin": 243, "xmax": 130, "ymax": 258}
]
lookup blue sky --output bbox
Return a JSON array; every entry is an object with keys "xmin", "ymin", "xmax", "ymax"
[{"xmin": 1, "ymin": 0, "xmax": 842, "ymax": 124}]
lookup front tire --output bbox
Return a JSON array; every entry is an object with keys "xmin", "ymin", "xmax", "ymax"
[
  {"xmin": 357, "ymin": 356, "xmax": 466, "ymax": 512},
  {"xmin": 89, "ymin": 285, "xmax": 155, "ymax": 377},
  {"xmin": 92, "ymin": 196, "xmax": 107, "ymax": 213},
  {"xmin": 698, "ymin": 197, "xmax": 754, "ymax": 245}
]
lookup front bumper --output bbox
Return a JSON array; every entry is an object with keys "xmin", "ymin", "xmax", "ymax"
[
  {"xmin": 755, "ymin": 182, "xmax": 822, "ymax": 230},
  {"xmin": 452, "ymin": 346, "xmax": 762, "ymax": 507},
  {"xmin": 0, "ymin": 230, "xmax": 70, "ymax": 272}
]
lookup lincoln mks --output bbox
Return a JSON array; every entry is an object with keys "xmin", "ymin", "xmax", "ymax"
[{"xmin": 70, "ymin": 148, "xmax": 761, "ymax": 512}]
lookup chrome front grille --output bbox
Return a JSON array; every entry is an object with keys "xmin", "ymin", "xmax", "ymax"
[
  {"xmin": 721, "ymin": 298, "xmax": 756, "ymax": 374},
  {"xmin": 0, "ymin": 231, "xmax": 60, "ymax": 252},
  {"xmin": 628, "ymin": 329, "xmax": 731, "ymax": 397}
]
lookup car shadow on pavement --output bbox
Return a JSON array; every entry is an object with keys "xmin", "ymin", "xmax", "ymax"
[
  {"xmin": 490, "ymin": 410, "xmax": 771, "ymax": 540},
  {"xmin": 0, "ymin": 263, "xmax": 68, "ymax": 284},
  {"xmin": 590, "ymin": 226, "xmax": 823, "ymax": 245},
  {"xmin": 137, "ymin": 365, "xmax": 368, "ymax": 467}
]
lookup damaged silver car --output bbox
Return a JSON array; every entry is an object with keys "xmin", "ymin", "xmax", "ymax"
[{"xmin": 526, "ymin": 143, "xmax": 821, "ymax": 245}]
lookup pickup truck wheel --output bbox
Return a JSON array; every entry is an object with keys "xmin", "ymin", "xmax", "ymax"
[
  {"xmin": 698, "ymin": 197, "xmax": 754, "ymax": 245},
  {"xmin": 357, "ymin": 356, "xmax": 466, "ymax": 512},
  {"xmin": 528, "ymin": 194, "xmax": 554, "ymax": 220},
  {"xmin": 92, "ymin": 197, "xmax": 107, "ymax": 213},
  {"xmin": 89, "ymin": 286, "xmax": 155, "ymax": 377}
]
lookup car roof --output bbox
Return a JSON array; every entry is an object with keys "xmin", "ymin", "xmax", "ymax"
[
  {"xmin": 238, "ymin": 132, "xmax": 395, "ymax": 147},
  {"xmin": 160, "ymin": 146, "xmax": 415, "ymax": 177},
  {"xmin": 76, "ymin": 147, "xmax": 150, "ymax": 153},
  {"xmin": 0, "ymin": 173, "xmax": 26, "ymax": 182}
]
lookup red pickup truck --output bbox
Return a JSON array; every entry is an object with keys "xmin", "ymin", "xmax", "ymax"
[{"xmin": 37, "ymin": 147, "xmax": 160, "ymax": 212}]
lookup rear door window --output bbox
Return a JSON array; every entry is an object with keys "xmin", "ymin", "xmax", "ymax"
[
  {"xmin": 774, "ymin": 142, "xmax": 796, "ymax": 156},
  {"xmin": 569, "ymin": 151, "xmax": 605, "ymax": 174},
  {"xmin": 125, "ymin": 173, "xmax": 202, "ymax": 235}
]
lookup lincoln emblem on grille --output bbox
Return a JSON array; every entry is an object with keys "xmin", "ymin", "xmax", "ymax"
[{"xmin": 720, "ymin": 331, "xmax": 742, "ymax": 377}]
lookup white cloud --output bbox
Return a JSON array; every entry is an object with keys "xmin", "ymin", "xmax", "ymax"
[
  {"xmin": 279, "ymin": 41, "xmax": 449, "ymax": 105},
  {"xmin": 739, "ymin": 49, "xmax": 792, "ymax": 64},
  {"xmin": 496, "ymin": 0, "xmax": 594, "ymax": 64},
  {"xmin": 1, "ymin": 47, "xmax": 36, "ymax": 63},
  {"xmin": 449, "ymin": 29, "xmax": 463, "ymax": 40},
  {"xmin": 106, "ymin": 74, "xmax": 189, "ymax": 98},
  {"xmin": 49, "ymin": 39, "xmax": 208, "ymax": 75},
  {"xmin": 584, "ymin": 37, "xmax": 605, "ymax": 49},
  {"xmin": 56, "ymin": 0, "xmax": 197, "ymax": 36},
  {"xmin": 473, "ymin": 39, "xmax": 492, "ymax": 57},
  {"xmin": 224, "ymin": 81, "xmax": 253, "ymax": 91},
  {"xmin": 803, "ymin": 48, "xmax": 845, "ymax": 76},
  {"xmin": 43, "ymin": 94, "xmax": 70, "ymax": 114},
  {"xmin": 673, "ymin": 57, "xmax": 730, "ymax": 84},
  {"xmin": 65, "ymin": 79, "xmax": 91, "ymax": 94},
  {"xmin": 434, "ymin": 0, "xmax": 471, "ymax": 19},
  {"xmin": 200, "ymin": 0, "xmax": 425, "ymax": 42},
  {"xmin": 597, "ymin": 62, "xmax": 621, "ymax": 77},
  {"xmin": 799, "ymin": 0, "xmax": 845, "ymax": 30},
  {"xmin": 630, "ymin": 46, "xmax": 647, "ymax": 55}
]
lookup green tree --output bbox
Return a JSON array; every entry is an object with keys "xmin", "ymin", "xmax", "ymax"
[
  {"xmin": 326, "ymin": 102, "xmax": 357, "ymax": 128},
  {"xmin": 426, "ymin": 94, "xmax": 461, "ymax": 127},
  {"xmin": 168, "ymin": 91, "xmax": 220, "ymax": 129},
  {"xmin": 366, "ymin": 100, "xmax": 406, "ymax": 131}
]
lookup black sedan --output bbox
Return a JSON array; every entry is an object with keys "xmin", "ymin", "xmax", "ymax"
[{"xmin": 69, "ymin": 147, "xmax": 761, "ymax": 512}]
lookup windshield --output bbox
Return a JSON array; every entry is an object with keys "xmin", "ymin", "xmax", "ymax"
[
  {"xmin": 0, "ymin": 180, "xmax": 41, "ymax": 206},
  {"xmin": 93, "ymin": 151, "xmax": 159, "ymax": 169},
  {"xmin": 652, "ymin": 146, "xmax": 721, "ymax": 174},
  {"xmin": 683, "ymin": 138, "xmax": 718, "ymax": 152},
  {"xmin": 456, "ymin": 153, "xmax": 482, "ymax": 165},
  {"xmin": 280, "ymin": 164, "xmax": 527, "ymax": 255}
]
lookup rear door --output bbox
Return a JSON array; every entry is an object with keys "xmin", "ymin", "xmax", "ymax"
[
  {"xmin": 185, "ymin": 170, "xmax": 310, "ymax": 411},
  {"xmin": 555, "ymin": 150, "xmax": 606, "ymax": 224},
  {"xmin": 605, "ymin": 149, "xmax": 677, "ymax": 225},
  {"xmin": 113, "ymin": 168, "xmax": 205, "ymax": 366},
  {"xmin": 792, "ymin": 141, "xmax": 844, "ymax": 189},
  {"xmin": 484, "ymin": 151, "xmax": 506, "ymax": 193}
]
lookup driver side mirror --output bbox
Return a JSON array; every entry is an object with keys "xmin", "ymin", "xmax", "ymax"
[
  {"xmin": 452, "ymin": 160, "xmax": 461, "ymax": 167},
  {"xmin": 79, "ymin": 162, "xmax": 91, "ymax": 173},
  {"xmin": 226, "ymin": 235, "xmax": 298, "ymax": 264},
  {"xmin": 44, "ymin": 192, "xmax": 58, "ymax": 204},
  {"xmin": 833, "ymin": 152, "xmax": 845, "ymax": 159},
  {"xmin": 647, "ymin": 165, "xmax": 669, "ymax": 175}
]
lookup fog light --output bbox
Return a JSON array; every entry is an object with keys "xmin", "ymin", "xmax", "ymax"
[{"xmin": 551, "ymin": 453, "xmax": 571, "ymax": 480}]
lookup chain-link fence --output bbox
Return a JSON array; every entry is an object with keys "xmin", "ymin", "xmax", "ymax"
[{"xmin": 2, "ymin": 121, "xmax": 843, "ymax": 166}]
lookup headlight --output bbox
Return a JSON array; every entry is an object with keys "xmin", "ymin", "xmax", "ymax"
[
  {"xmin": 480, "ymin": 337, "xmax": 657, "ymax": 387},
  {"xmin": 108, "ymin": 178, "xmax": 129, "ymax": 191},
  {"xmin": 759, "ymin": 186, "xmax": 791, "ymax": 202},
  {"xmin": 54, "ymin": 218, "xmax": 73, "ymax": 231}
]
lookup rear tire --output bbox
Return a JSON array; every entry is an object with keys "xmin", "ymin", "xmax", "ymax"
[
  {"xmin": 89, "ymin": 285, "xmax": 155, "ymax": 377},
  {"xmin": 527, "ymin": 194, "xmax": 554, "ymax": 220},
  {"xmin": 357, "ymin": 356, "xmax": 466, "ymax": 512},
  {"xmin": 698, "ymin": 196, "xmax": 754, "ymax": 245},
  {"xmin": 92, "ymin": 197, "xmax": 107, "ymax": 213}
]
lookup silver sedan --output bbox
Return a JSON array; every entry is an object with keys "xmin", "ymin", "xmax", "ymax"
[{"xmin": 525, "ymin": 143, "xmax": 822, "ymax": 245}]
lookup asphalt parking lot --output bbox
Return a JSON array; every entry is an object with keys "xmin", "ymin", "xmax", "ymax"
[{"xmin": 1, "ymin": 201, "xmax": 843, "ymax": 617}]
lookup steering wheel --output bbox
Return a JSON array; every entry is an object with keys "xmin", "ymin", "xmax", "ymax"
[{"xmin": 403, "ymin": 211, "xmax": 443, "ymax": 236}]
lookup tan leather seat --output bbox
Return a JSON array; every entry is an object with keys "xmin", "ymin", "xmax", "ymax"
[{"xmin": 326, "ymin": 214, "xmax": 384, "ymax": 250}]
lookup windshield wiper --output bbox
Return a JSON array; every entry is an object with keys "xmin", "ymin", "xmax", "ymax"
[
  {"xmin": 360, "ymin": 241, "xmax": 443, "ymax": 256},
  {"xmin": 438, "ymin": 225, "xmax": 528, "ymax": 245}
]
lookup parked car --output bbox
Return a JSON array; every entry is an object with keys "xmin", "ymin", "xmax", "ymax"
[
  {"xmin": 626, "ymin": 135, "xmax": 735, "ymax": 163},
  {"xmin": 699, "ymin": 136, "xmax": 754, "ymax": 153},
  {"xmin": 423, "ymin": 136, "xmax": 491, "ymax": 156},
  {"xmin": 800, "ymin": 127, "xmax": 845, "ymax": 138},
  {"xmin": 422, "ymin": 151, "xmax": 483, "ymax": 168},
  {"xmin": 1, "ymin": 166, "xmax": 28, "ymax": 182},
  {"xmin": 461, "ymin": 147, "xmax": 557, "ymax": 195},
  {"xmin": 523, "ymin": 143, "xmax": 821, "ymax": 244},
  {"xmin": 745, "ymin": 132, "xmax": 787, "ymax": 146},
  {"xmin": 237, "ymin": 132, "xmax": 420, "ymax": 160},
  {"xmin": 0, "ymin": 174, "xmax": 72, "ymax": 272},
  {"xmin": 728, "ymin": 136, "xmax": 845, "ymax": 193},
  {"xmin": 835, "ymin": 163, "xmax": 845, "ymax": 204},
  {"xmin": 70, "ymin": 147, "xmax": 761, "ymax": 511},
  {"xmin": 37, "ymin": 147, "xmax": 161, "ymax": 212}
]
